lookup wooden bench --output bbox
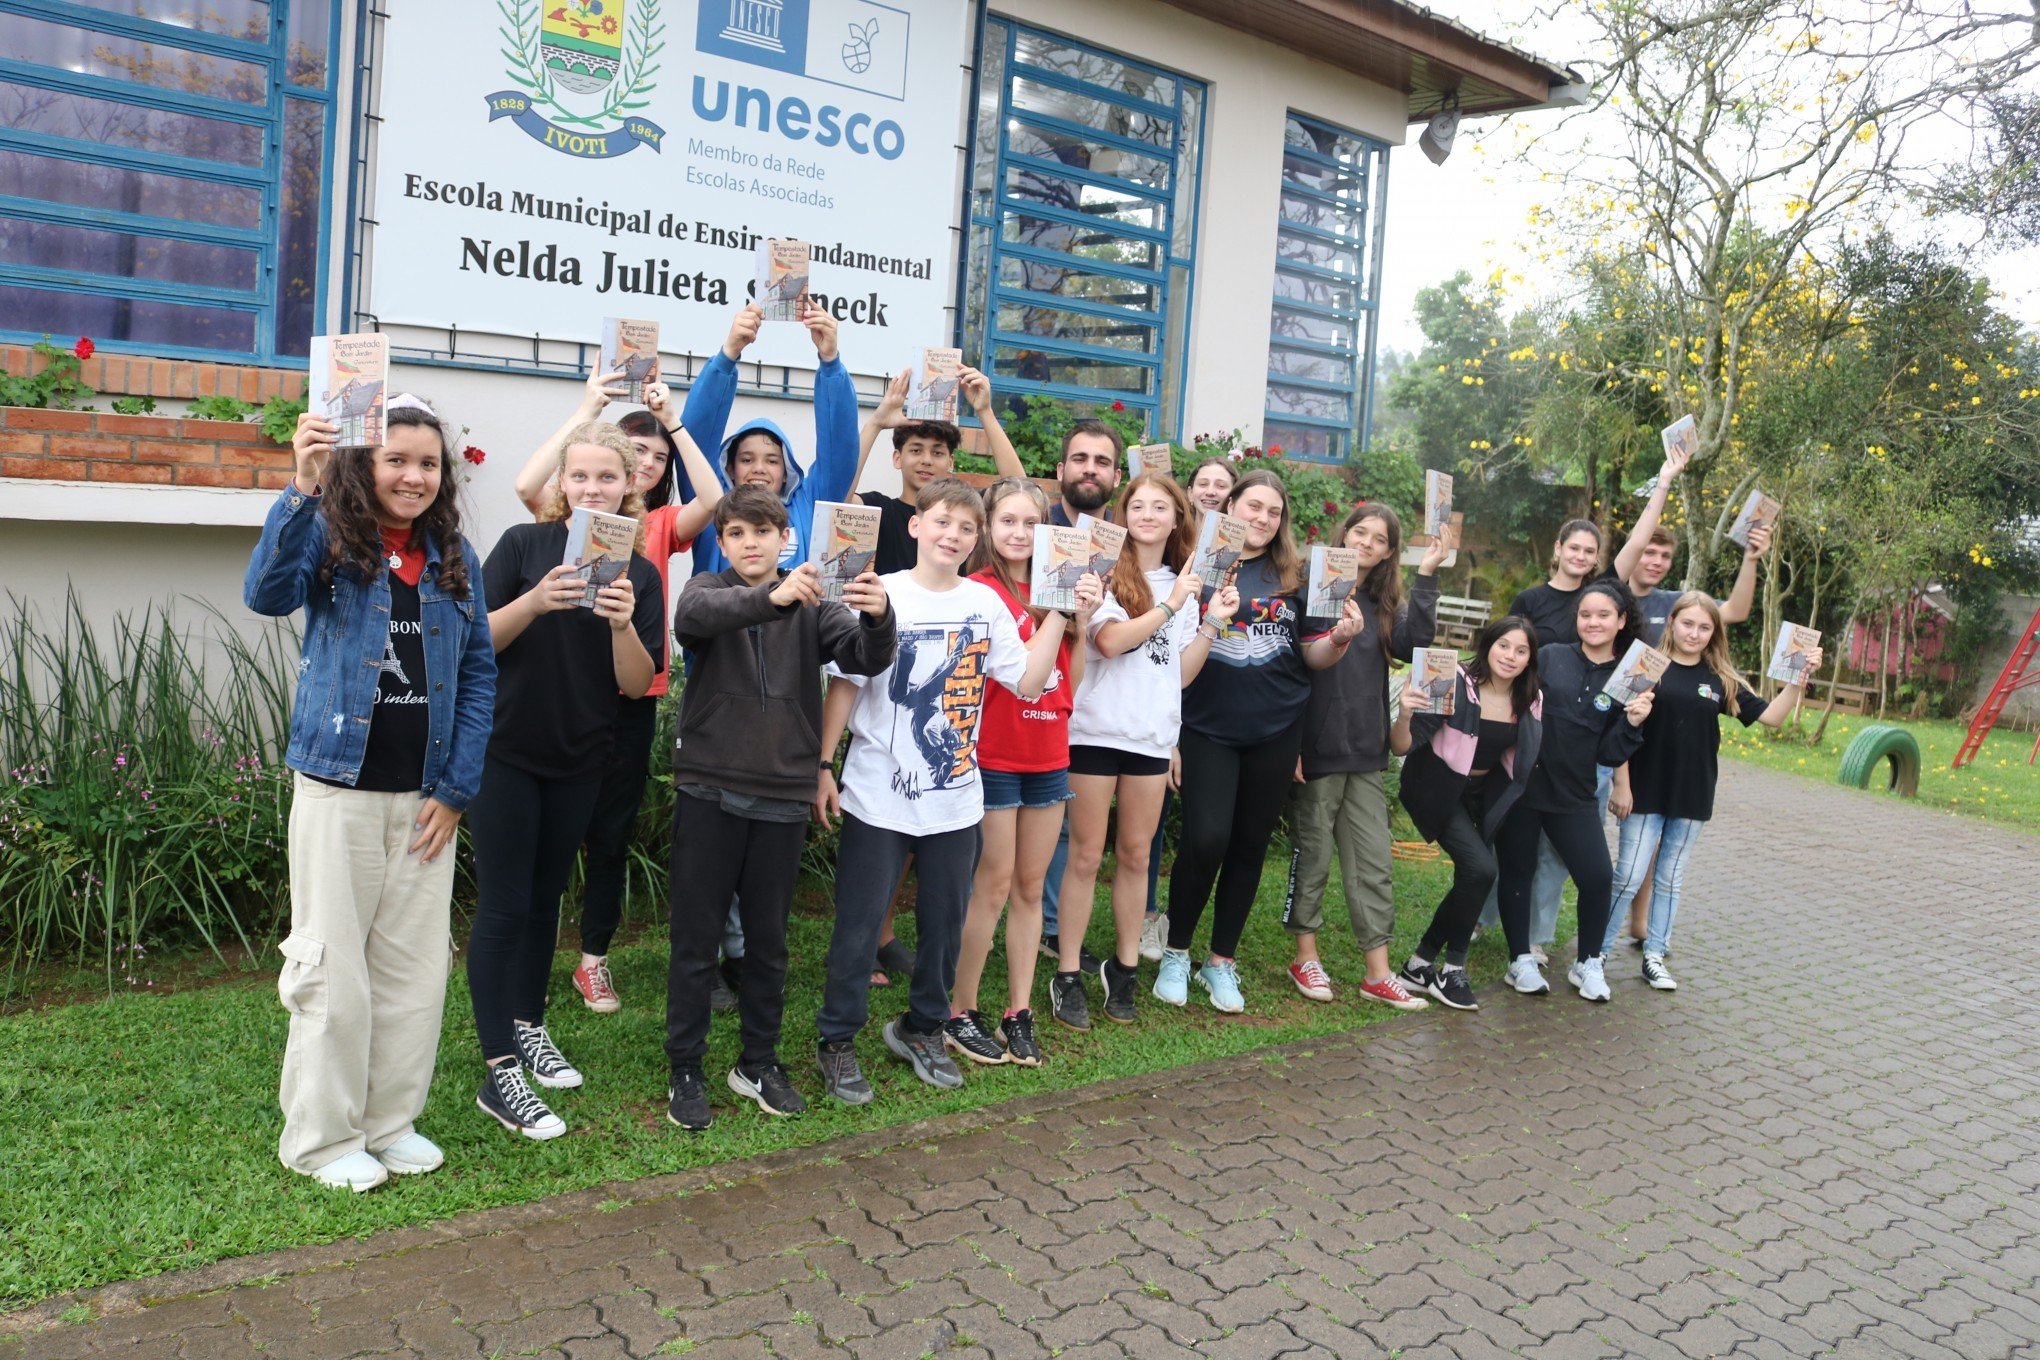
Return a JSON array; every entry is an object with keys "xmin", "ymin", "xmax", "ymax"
[
  {"xmin": 1434, "ymin": 595, "xmax": 1492, "ymax": 649},
  {"xmin": 1811, "ymin": 680, "xmax": 1878, "ymax": 716}
]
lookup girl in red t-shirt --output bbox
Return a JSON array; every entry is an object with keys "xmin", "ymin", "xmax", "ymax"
[{"xmin": 948, "ymin": 478, "xmax": 1100, "ymax": 1068}]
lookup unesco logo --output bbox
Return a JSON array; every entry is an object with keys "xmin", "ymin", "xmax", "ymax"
[
  {"xmin": 695, "ymin": 0, "xmax": 910, "ymax": 102},
  {"xmin": 486, "ymin": 0, "xmax": 667, "ymax": 159}
]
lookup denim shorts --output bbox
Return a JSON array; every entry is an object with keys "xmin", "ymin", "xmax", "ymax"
[{"xmin": 981, "ymin": 766, "xmax": 1073, "ymax": 811}]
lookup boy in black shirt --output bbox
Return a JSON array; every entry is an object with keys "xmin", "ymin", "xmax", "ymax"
[
  {"xmin": 850, "ymin": 366, "xmax": 1028, "ymax": 573},
  {"xmin": 663, "ymin": 488, "xmax": 895, "ymax": 1130}
]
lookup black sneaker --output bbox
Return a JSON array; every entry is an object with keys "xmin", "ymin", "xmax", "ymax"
[
  {"xmin": 477, "ymin": 1062, "xmax": 565, "ymax": 1140},
  {"xmin": 816, "ymin": 1040, "xmax": 873, "ymax": 1106},
  {"xmin": 999, "ymin": 1010, "xmax": 1043, "ymax": 1067},
  {"xmin": 1039, "ymin": 931, "xmax": 1061, "ymax": 960},
  {"xmin": 708, "ymin": 977, "xmax": 737, "ymax": 1014},
  {"xmin": 1099, "ymin": 958, "xmax": 1138, "ymax": 1025},
  {"xmin": 728, "ymin": 1062, "xmax": 806, "ymax": 1116},
  {"xmin": 1049, "ymin": 971, "xmax": 1091, "ymax": 1031},
  {"xmin": 1397, "ymin": 959, "xmax": 1437, "ymax": 994},
  {"xmin": 883, "ymin": 1019, "xmax": 964, "ymax": 1089},
  {"xmin": 942, "ymin": 1010, "xmax": 1010, "ymax": 1065},
  {"xmin": 666, "ymin": 1067, "xmax": 712, "ymax": 1131},
  {"xmin": 512, "ymin": 1021, "xmax": 583, "ymax": 1089},
  {"xmin": 1429, "ymin": 964, "xmax": 1479, "ymax": 1011}
]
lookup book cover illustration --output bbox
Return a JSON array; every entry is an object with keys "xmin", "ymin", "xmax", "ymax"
[
  {"xmin": 1604, "ymin": 639, "xmax": 1672, "ymax": 706},
  {"xmin": 1424, "ymin": 469, "xmax": 1454, "ymax": 538},
  {"xmin": 1306, "ymin": 546, "xmax": 1361, "ymax": 618},
  {"xmin": 1727, "ymin": 489, "xmax": 1782, "ymax": 548},
  {"xmin": 1075, "ymin": 514, "xmax": 1128, "ymax": 581},
  {"xmin": 308, "ymin": 333, "xmax": 388, "ymax": 450},
  {"xmin": 561, "ymin": 506, "xmax": 638, "ymax": 609},
  {"xmin": 904, "ymin": 346, "xmax": 963, "ymax": 422},
  {"xmin": 1767, "ymin": 622, "xmax": 1822, "ymax": 686},
  {"xmin": 1660, "ymin": 414, "xmax": 1699, "ymax": 463},
  {"xmin": 1127, "ymin": 443, "xmax": 1173, "ymax": 479},
  {"xmin": 1190, "ymin": 510, "xmax": 1248, "ymax": 585},
  {"xmin": 1030, "ymin": 523, "xmax": 1090, "ymax": 611},
  {"xmin": 755, "ymin": 238, "xmax": 811, "ymax": 322},
  {"xmin": 813, "ymin": 501, "xmax": 880, "ymax": 602},
  {"xmin": 1409, "ymin": 646, "xmax": 1460, "ymax": 717},
  {"xmin": 1403, "ymin": 511, "xmax": 1463, "ymax": 568},
  {"xmin": 599, "ymin": 316, "xmax": 660, "ymax": 400}
]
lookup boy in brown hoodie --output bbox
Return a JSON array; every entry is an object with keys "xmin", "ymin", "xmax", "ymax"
[{"xmin": 663, "ymin": 487, "xmax": 895, "ymax": 1130}]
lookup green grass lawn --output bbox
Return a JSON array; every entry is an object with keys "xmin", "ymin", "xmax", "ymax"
[
  {"xmin": 1720, "ymin": 713, "xmax": 2040, "ymax": 835},
  {"xmin": 1, "ymin": 848, "xmax": 1553, "ymax": 1313}
]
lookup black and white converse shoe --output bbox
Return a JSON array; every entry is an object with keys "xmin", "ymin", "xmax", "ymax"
[
  {"xmin": 477, "ymin": 1062, "xmax": 566, "ymax": 1140},
  {"xmin": 1641, "ymin": 953, "xmax": 1678, "ymax": 991},
  {"xmin": 513, "ymin": 1021, "xmax": 583, "ymax": 1089},
  {"xmin": 942, "ymin": 1010, "xmax": 1010, "ymax": 1065}
]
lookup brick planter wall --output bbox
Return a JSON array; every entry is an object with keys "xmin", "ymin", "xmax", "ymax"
[
  {"xmin": 0, "ymin": 345, "xmax": 306, "ymax": 405},
  {"xmin": 0, "ymin": 407, "xmax": 293, "ymax": 489}
]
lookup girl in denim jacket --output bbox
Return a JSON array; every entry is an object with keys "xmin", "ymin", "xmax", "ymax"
[{"xmin": 245, "ymin": 399, "xmax": 495, "ymax": 1192}]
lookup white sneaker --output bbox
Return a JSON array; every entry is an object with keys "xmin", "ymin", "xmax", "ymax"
[
  {"xmin": 307, "ymin": 1149, "xmax": 389, "ymax": 1193},
  {"xmin": 1138, "ymin": 914, "xmax": 1166, "ymax": 963},
  {"xmin": 1505, "ymin": 954, "xmax": 1550, "ymax": 995},
  {"xmin": 1568, "ymin": 956, "xmax": 1612, "ymax": 1003},
  {"xmin": 1642, "ymin": 953, "xmax": 1678, "ymax": 991},
  {"xmin": 374, "ymin": 1131, "xmax": 445, "ymax": 1175}
]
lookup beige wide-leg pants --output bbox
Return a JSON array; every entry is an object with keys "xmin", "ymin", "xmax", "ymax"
[{"xmin": 278, "ymin": 774, "xmax": 453, "ymax": 1174}]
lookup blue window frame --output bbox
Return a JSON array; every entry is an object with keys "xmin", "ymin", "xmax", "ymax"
[
  {"xmin": 0, "ymin": 0, "xmax": 340, "ymax": 364},
  {"xmin": 1263, "ymin": 111, "xmax": 1389, "ymax": 463},
  {"xmin": 958, "ymin": 16, "xmax": 1204, "ymax": 437}
]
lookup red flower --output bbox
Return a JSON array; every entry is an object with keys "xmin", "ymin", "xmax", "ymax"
[
  {"xmin": 73, "ymin": 337, "xmax": 95, "ymax": 361},
  {"xmin": 1111, "ymin": 400, "xmax": 1125, "ymax": 412},
  {"xmin": 1322, "ymin": 500, "xmax": 1339, "ymax": 515},
  {"xmin": 463, "ymin": 445, "xmax": 487, "ymax": 465},
  {"xmin": 1268, "ymin": 444, "xmax": 1284, "ymax": 456}
]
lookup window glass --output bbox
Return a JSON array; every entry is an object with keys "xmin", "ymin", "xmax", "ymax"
[
  {"xmin": 1263, "ymin": 112, "xmax": 1388, "ymax": 462},
  {"xmin": 1, "ymin": 4, "xmax": 337, "ymax": 362},
  {"xmin": 0, "ymin": 80, "xmax": 265, "ymax": 166},
  {"xmin": 9, "ymin": 15, "xmax": 268, "ymax": 102},
  {"xmin": 961, "ymin": 17, "xmax": 1201, "ymax": 434}
]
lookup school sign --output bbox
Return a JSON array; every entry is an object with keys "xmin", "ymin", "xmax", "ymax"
[{"xmin": 370, "ymin": 0, "xmax": 969, "ymax": 369}]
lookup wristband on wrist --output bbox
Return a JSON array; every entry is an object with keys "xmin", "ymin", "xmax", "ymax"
[
  {"xmin": 819, "ymin": 759, "xmax": 834, "ymax": 770},
  {"xmin": 1156, "ymin": 600, "xmax": 1177, "ymax": 622}
]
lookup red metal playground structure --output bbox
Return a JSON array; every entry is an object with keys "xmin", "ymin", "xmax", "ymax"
[{"xmin": 1953, "ymin": 604, "xmax": 2040, "ymax": 768}]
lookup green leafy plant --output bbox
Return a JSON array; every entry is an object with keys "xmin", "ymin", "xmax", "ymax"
[
  {"xmin": 0, "ymin": 336, "xmax": 96, "ymax": 411},
  {"xmin": 109, "ymin": 395, "xmax": 157, "ymax": 417},
  {"xmin": 187, "ymin": 394, "xmax": 255, "ymax": 422},
  {"xmin": 259, "ymin": 393, "xmax": 308, "ymax": 446},
  {"xmin": 957, "ymin": 398, "xmax": 1147, "ymax": 477}
]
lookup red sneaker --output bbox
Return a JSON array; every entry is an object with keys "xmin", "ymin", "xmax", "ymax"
[
  {"xmin": 572, "ymin": 960, "xmax": 621, "ymax": 1013},
  {"xmin": 1358, "ymin": 974, "xmax": 1429, "ymax": 1011},
  {"xmin": 1288, "ymin": 959, "xmax": 1335, "ymax": 1002}
]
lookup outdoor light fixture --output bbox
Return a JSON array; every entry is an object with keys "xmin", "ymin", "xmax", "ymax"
[{"xmin": 1418, "ymin": 97, "xmax": 1460, "ymax": 165}]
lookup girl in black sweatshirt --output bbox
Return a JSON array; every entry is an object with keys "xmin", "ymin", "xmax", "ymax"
[
  {"xmin": 1282, "ymin": 503, "xmax": 1445, "ymax": 1009},
  {"xmin": 1496, "ymin": 581, "xmax": 1652, "ymax": 1003}
]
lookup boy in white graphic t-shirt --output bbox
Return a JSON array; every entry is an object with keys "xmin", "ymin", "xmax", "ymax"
[{"xmin": 811, "ymin": 479, "xmax": 1066, "ymax": 1103}]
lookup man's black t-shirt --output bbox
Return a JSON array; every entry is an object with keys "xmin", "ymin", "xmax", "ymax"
[
  {"xmin": 1628, "ymin": 659, "xmax": 1767, "ymax": 822},
  {"xmin": 857, "ymin": 490, "xmax": 919, "ymax": 575},
  {"xmin": 483, "ymin": 520, "xmax": 666, "ymax": 783},
  {"xmin": 1507, "ymin": 580, "xmax": 1584, "ymax": 647}
]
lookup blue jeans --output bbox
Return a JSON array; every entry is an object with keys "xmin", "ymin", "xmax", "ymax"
[
  {"xmin": 1603, "ymin": 814, "xmax": 1703, "ymax": 956},
  {"xmin": 1479, "ymin": 765, "xmax": 1614, "ymax": 945}
]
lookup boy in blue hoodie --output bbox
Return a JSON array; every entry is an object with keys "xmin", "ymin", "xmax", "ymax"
[{"xmin": 675, "ymin": 302, "xmax": 859, "ymax": 574}]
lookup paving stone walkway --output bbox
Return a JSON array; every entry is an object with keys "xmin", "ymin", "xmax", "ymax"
[{"xmin": 7, "ymin": 762, "xmax": 2039, "ymax": 1359}]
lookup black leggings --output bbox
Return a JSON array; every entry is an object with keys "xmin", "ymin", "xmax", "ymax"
[
  {"xmin": 466, "ymin": 756, "xmax": 603, "ymax": 1062},
  {"xmin": 576, "ymin": 695, "xmax": 658, "ymax": 956},
  {"xmin": 1496, "ymin": 801, "xmax": 1611, "ymax": 966},
  {"xmin": 1167, "ymin": 718, "xmax": 1305, "ymax": 959},
  {"xmin": 664, "ymin": 790, "xmax": 806, "ymax": 1072},
  {"xmin": 1416, "ymin": 778, "xmax": 1498, "ymax": 968}
]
